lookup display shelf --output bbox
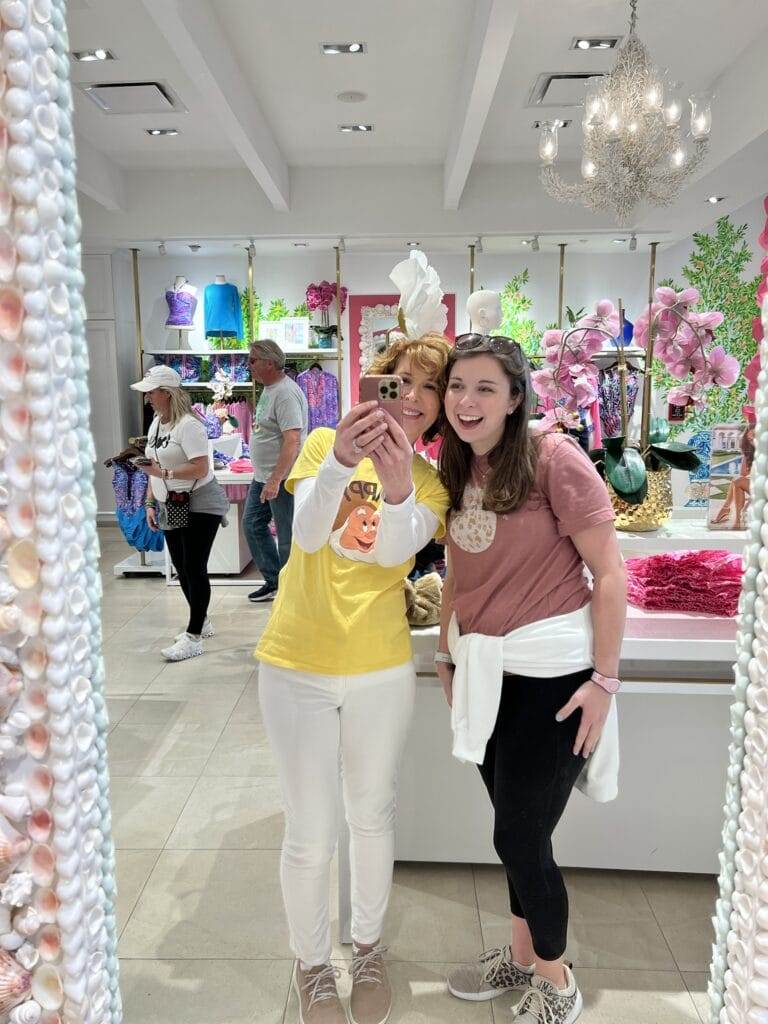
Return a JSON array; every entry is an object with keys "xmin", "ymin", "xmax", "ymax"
[
  {"xmin": 113, "ymin": 549, "xmax": 169, "ymax": 579},
  {"xmin": 617, "ymin": 518, "xmax": 747, "ymax": 554},
  {"xmin": 144, "ymin": 347, "xmax": 339, "ymax": 358},
  {"xmin": 180, "ymin": 381, "xmax": 253, "ymax": 389}
]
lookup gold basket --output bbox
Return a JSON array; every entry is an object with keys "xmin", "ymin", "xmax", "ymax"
[{"xmin": 608, "ymin": 467, "xmax": 673, "ymax": 533}]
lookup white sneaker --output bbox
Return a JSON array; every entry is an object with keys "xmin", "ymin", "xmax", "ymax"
[
  {"xmin": 161, "ymin": 633, "xmax": 203, "ymax": 662},
  {"xmin": 175, "ymin": 618, "xmax": 214, "ymax": 642},
  {"xmin": 511, "ymin": 966, "xmax": 582, "ymax": 1024}
]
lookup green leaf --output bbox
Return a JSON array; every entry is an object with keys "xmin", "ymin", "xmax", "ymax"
[
  {"xmin": 606, "ymin": 447, "xmax": 647, "ymax": 501},
  {"xmin": 649, "ymin": 442, "xmax": 701, "ymax": 472},
  {"xmin": 648, "ymin": 416, "xmax": 670, "ymax": 444}
]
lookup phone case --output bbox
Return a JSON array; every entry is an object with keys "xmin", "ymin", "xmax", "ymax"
[{"xmin": 359, "ymin": 375, "xmax": 404, "ymax": 428}]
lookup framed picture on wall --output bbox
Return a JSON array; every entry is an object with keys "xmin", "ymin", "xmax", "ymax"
[
  {"xmin": 707, "ymin": 422, "xmax": 755, "ymax": 531},
  {"xmin": 260, "ymin": 321, "xmax": 285, "ymax": 348},
  {"xmin": 282, "ymin": 317, "xmax": 311, "ymax": 351},
  {"xmin": 347, "ymin": 293, "xmax": 456, "ymax": 403}
]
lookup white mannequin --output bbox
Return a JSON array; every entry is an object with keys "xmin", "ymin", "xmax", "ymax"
[
  {"xmin": 215, "ymin": 275, "xmax": 226, "ymax": 284},
  {"xmin": 467, "ymin": 289, "xmax": 503, "ymax": 334}
]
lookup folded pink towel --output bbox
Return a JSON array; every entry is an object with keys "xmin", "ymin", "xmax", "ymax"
[{"xmin": 626, "ymin": 549, "xmax": 743, "ymax": 618}]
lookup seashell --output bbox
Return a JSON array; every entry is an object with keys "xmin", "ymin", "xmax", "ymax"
[
  {"xmin": 52, "ymin": 850, "xmax": 77, "ymax": 881},
  {"xmin": 20, "ymin": 689, "xmax": 45, "ymax": 725},
  {"xmin": 0, "ymin": 930, "xmax": 22, "ymax": 951},
  {"xmin": 3, "ymin": 709, "xmax": 31, "ymax": 735},
  {"xmin": 7, "ymin": 540, "xmax": 39, "ymax": 591},
  {"xmin": 47, "ymin": 286, "xmax": 67, "ymax": 320},
  {"xmin": 12, "ymin": 907, "xmax": 40, "ymax": 939},
  {"xmin": 0, "ymin": 795, "xmax": 29, "ymax": 821},
  {"xmin": 38, "ymin": 1014, "xmax": 60, "ymax": 1024},
  {"xmin": 0, "ymin": 516, "xmax": 10, "ymax": 551},
  {"xmin": 31, "ymin": 0, "xmax": 52, "ymax": 24},
  {"xmin": 0, "ymin": 605, "xmax": 20, "ymax": 633},
  {"xmin": 0, "ymin": 872, "xmax": 32, "ymax": 909},
  {"xmin": 18, "ymin": 642, "xmax": 45, "ymax": 681},
  {"xmin": 30, "ymin": 965, "xmax": 61, "ymax": 1011},
  {"xmin": 71, "ymin": 676, "xmax": 90, "ymax": 706},
  {"xmin": 0, "ymin": 401, "xmax": 30, "ymax": 443},
  {"xmin": 36, "ymin": 927, "xmax": 59, "ymax": 965},
  {"xmin": 42, "ymin": 691, "xmax": 65, "ymax": 716},
  {"xmin": 31, "ymin": 54, "xmax": 52, "ymax": 92},
  {"xmin": 58, "ymin": 494, "xmax": 80, "ymax": 523},
  {"xmin": 0, "ymin": 824, "xmax": 30, "ymax": 882},
  {"xmin": 70, "ymin": 635, "xmax": 88, "ymax": 664},
  {"xmin": 0, "ymin": 289, "xmax": 23, "ymax": 343},
  {"xmin": 73, "ymin": 723, "xmax": 94, "ymax": 754},
  {"xmin": 27, "ymin": 810, "xmax": 51, "ymax": 845},
  {"xmin": 5, "ymin": 445, "xmax": 34, "ymax": 493},
  {"xmin": 27, "ymin": 846, "xmax": 54, "ymax": 888},
  {"xmin": 7, "ymin": 498, "xmax": 34, "ymax": 539},
  {"xmin": 21, "ymin": 767, "xmax": 51, "ymax": 810},
  {"xmin": 16, "ymin": 592, "xmax": 41, "ymax": 638},
  {"xmin": 32, "ymin": 890, "xmax": 57, "ymax": 927},
  {"xmin": 23, "ymin": 725, "xmax": 48, "ymax": 761},
  {"xmin": 13, "ymin": 944, "xmax": 38, "ymax": 972},
  {"xmin": 32, "ymin": 106, "xmax": 57, "ymax": 144},
  {"xmin": 0, "ymin": 949, "xmax": 31, "ymax": 1013},
  {"xmin": 65, "ymin": 588, "xmax": 86, "ymax": 618},
  {"xmin": 0, "ymin": 2, "xmax": 26, "ymax": 29},
  {"xmin": 9, "ymin": 998, "xmax": 41, "ymax": 1023},
  {"xmin": 0, "ymin": 188, "xmax": 9, "ymax": 228},
  {"xmin": 0, "ymin": 231, "xmax": 15, "ymax": 285}
]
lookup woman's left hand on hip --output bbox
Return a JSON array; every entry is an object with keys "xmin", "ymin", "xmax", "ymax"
[{"xmin": 556, "ymin": 682, "xmax": 612, "ymax": 758}]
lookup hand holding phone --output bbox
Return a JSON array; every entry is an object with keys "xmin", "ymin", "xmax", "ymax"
[
  {"xmin": 358, "ymin": 375, "xmax": 404, "ymax": 430},
  {"xmin": 130, "ymin": 456, "xmax": 152, "ymax": 468}
]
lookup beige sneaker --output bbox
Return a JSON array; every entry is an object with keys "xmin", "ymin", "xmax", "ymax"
[
  {"xmin": 349, "ymin": 945, "xmax": 391, "ymax": 1024},
  {"xmin": 447, "ymin": 945, "xmax": 534, "ymax": 1001},
  {"xmin": 294, "ymin": 962, "xmax": 347, "ymax": 1024}
]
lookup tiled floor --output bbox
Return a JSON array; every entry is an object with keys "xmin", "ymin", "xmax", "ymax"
[{"xmin": 99, "ymin": 527, "xmax": 716, "ymax": 1023}]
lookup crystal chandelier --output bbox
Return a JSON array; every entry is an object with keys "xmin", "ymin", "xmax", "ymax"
[{"xmin": 538, "ymin": 0, "xmax": 712, "ymax": 225}]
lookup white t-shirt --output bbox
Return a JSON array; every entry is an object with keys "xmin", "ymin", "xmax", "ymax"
[{"xmin": 147, "ymin": 414, "xmax": 213, "ymax": 501}]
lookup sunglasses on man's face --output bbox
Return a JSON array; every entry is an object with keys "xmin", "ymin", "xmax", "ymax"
[{"xmin": 454, "ymin": 333, "xmax": 521, "ymax": 355}]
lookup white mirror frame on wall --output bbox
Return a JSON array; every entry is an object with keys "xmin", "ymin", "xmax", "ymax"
[{"xmin": 710, "ymin": 298, "xmax": 768, "ymax": 1024}]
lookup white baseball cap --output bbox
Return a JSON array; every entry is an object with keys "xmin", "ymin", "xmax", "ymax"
[{"xmin": 130, "ymin": 365, "xmax": 183, "ymax": 392}]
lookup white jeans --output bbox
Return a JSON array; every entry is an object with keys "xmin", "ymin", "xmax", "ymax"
[{"xmin": 259, "ymin": 661, "xmax": 416, "ymax": 967}]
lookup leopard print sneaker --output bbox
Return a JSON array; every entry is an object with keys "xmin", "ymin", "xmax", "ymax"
[{"xmin": 447, "ymin": 945, "xmax": 534, "ymax": 1002}]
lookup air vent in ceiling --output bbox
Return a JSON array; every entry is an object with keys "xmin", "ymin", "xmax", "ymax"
[
  {"xmin": 80, "ymin": 81, "xmax": 186, "ymax": 115},
  {"xmin": 527, "ymin": 73, "xmax": 603, "ymax": 108}
]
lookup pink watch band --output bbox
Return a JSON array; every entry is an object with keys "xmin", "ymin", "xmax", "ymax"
[{"xmin": 590, "ymin": 670, "xmax": 620, "ymax": 694}]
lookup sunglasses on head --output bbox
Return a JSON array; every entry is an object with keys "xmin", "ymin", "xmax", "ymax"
[{"xmin": 454, "ymin": 334, "xmax": 521, "ymax": 355}]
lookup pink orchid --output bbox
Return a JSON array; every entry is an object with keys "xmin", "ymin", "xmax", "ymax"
[
  {"xmin": 575, "ymin": 299, "xmax": 620, "ymax": 341},
  {"xmin": 668, "ymin": 381, "xmax": 707, "ymax": 409},
  {"xmin": 699, "ymin": 346, "xmax": 740, "ymax": 388},
  {"xmin": 538, "ymin": 407, "xmax": 582, "ymax": 432},
  {"xmin": 531, "ymin": 367, "xmax": 559, "ymax": 400}
]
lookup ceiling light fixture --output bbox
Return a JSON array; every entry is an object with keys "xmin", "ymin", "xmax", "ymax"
[
  {"xmin": 72, "ymin": 48, "xmax": 115, "ymax": 62},
  {"xmin": 158, "ymin": 242, "xmax": 166, "ymax": 256},
  {"xmin": 188, "ymin": 244, "xmax": 201, "ymax": 253},
  {"xmin": 531, "ymin": 235, "xmax": 540, "ymax": 252},
  {"xmin": 572, "ymin": 37, "xmax": 620, "ymax": 51},
  {"xmin": 322, "ymin": 42, "xmax": 366, "ymax": 55},
  {"xmin": 707, "ymin": 195, "xmax": 725, "ymax": 204},
  {"xmin": 146, "ymin": 128, "xmax": 179, "ymax": 137},
  {"xmin": 612, "ymin": 238, "xmax": 627, "ymax": 244},
  {"xmin": 475, "ymin": 236, "xmax": 483, "ymax": 254},
  {"xmin": 407, "ymin": 241, "xmax": 420, "ymax": 249},
  {"xmin": 629, "ymin": 233, "xmax": 638, "ymax": 250},
  {"xmin": 339, "ymin": 124, "xmax": 373, "ymax": 133},
  {"xmin": 533, "ymin": 119, "xmax": 571, "ymax": 130},
  {"xmin": 293, "ymin": 242, "xmax": 309, "ymax": 247},
  {"xmin": 540, "ymin": 0, "xmax": 712, "ymax": 224},
  {"xmin": 337, "ymin": 90, "xmax": 367, "ymax": 103},
  {"xmin": 248, "ymin": 241, "xmax": 256, "ymax": 259}
]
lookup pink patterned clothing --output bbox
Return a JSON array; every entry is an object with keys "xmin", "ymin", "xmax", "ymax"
[{"xmin": 296, "ymin": 368, "xmax": 340, "ymax": 431}]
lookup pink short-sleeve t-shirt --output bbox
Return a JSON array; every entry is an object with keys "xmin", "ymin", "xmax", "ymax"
[{"xmin": 448, "ymin": 431, "xmax": 615, "ymax": 637}]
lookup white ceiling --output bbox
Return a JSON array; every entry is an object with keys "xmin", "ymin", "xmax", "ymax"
[{"xmin": 68, "ymin": 0, "xmax": 768, "ymax": 246}]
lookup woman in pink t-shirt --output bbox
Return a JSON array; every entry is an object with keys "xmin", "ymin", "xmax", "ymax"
[{"xmin": 436, "ymin": 336, "xmax": 626, "ymax": 1024}]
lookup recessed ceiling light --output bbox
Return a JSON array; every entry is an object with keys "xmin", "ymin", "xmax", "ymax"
[
  {"xmin": 629, "ymin": 233, "xmax": 638, "ymax": 251},
  {"xmin": 571, "ymin": 37, "xmax": 619, "ymax": 50},
  {"xmin": 337, "ymin": 90, "xmax": 367, "ymax": 103},
  {"xmin": 72, "ymin": 48, "xmax": 115, "ymax": 62},
  {"xmin": 146, "ymin": 128, "xmax": 180, "ymax": 137},
  {"xmin": 188, "ymin": 244, "xmax": 201, "ymax": 253},
  {"xmin": 339, "ymin": 124, "xmax": 373, "ymax": 133},
  {"xmin": 612, "ymin": 238, "xmax": 627, "ymax": 244},
  {"xmin": 533, "ymin": 119, "xmax": 571, "ymax": 129},
  {"xmin": 707, "ymin": 195, "xmax": 726, "ymax": 204},
  {"xmin": 322, "ymin": 42, "xmax": 366, "ymax": 55}
]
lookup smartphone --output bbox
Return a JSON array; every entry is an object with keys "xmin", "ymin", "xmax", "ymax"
[
  {"xmin": 130, "ymin": 456, "xmax": 153, "ymax": 468},
  {"xmin": 359, "ymin": 375, "xmax": 404, "ymax": 429}
]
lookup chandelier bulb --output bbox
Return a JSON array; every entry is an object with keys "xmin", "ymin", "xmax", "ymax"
[
  {"xmin": 671, "ymin": 146, "xmax": 687, "ymax": 169},
  {"xmin": 538, "ymin": 122, "xmax": 559, "ymax": 165},
  {"xmin": 581, "ymin": 156, "xmax": 597, "ymax": 180},
  {"xmin": 690, "ymin": 92, "xmax": 713, "ymax": 140}
]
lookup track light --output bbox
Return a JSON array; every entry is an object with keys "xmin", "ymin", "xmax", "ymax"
[
  {"xmin": 248, "ymin": 241, "xmax": 256, "ymax": 259},
  {"xmin": 629, "ymin": 233, "xmax": 637, "ymax": 251},
  {"xmin": 475, "ymin": 236, "xmax": 483, "ymax": 254},
  {"xmin": 531, "ymin": 235, "xmax": 540, "ymax": 252},
  {"xmin": 158, "ymin": 242, "xmax": 166, "ymax": 257}
]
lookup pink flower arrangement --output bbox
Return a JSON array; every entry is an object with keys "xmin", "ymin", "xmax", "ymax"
[
  {"xmin": 306, "ymin": 280, "xmax": 348, "ymax": 314},
  {"xmin": 531, "ymin": 299, "xmax": 617, "ymax": 432},
  {"xmin": 634, "ymin": 287, "xmax": 736, "ymax": 409}
]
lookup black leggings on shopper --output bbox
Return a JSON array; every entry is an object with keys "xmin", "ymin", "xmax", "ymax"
[
  {"xmin": 163, "ymin": 513, "xmax": 222, "ymax": 635},
  {"xmin": 478, "ymin": 667, "xmax": 593, "ymax": 962}
]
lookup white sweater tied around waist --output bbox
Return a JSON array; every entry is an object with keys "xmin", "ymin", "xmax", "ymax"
[{"xmin": 447, "ymin": 604, "xmax": 619, "ymax": 803}]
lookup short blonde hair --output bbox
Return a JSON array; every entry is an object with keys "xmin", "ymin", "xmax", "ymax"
[{"xmin": 367, "ymin": 333, "xmax": 452, "ymax": 443}]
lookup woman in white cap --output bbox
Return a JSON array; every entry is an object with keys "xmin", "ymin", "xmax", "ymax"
[{"xmin": 131, "ymin": 365, "xmax": 230, "ymax": 661}]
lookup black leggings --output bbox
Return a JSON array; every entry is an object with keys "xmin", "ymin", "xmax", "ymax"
[
  {"xmin": 478, "ymin": 667, "xmax": 592, "ymax": 962},
  {"xmin": 163, "ymin": 513, "xmax": 222, "ymax": 636}
]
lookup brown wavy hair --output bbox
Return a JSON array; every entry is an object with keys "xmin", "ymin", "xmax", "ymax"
[
  {"xmin": 367, "ymin": 333, "xmax": 452, "ymax": 443},
  {"xmin": 439, "ymin": 345, "xmax": 538, "ymax": 513}
]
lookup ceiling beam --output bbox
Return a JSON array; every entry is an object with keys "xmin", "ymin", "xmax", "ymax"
[
  {"xmin": 139, "ymin": 0, "xmax": 290, "ymax": 212},
  {"xmin": 75, "ymin": 135, "xmax": 127, "ymax": 212},
  {"xmin": 443, "ymin": 0, "xmax": 520, "ymax": 211}
]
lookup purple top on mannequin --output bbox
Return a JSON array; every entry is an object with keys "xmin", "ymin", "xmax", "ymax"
[{"xmin": 165, "ymin": 289, "xmax": 197, "ymax": 328}]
